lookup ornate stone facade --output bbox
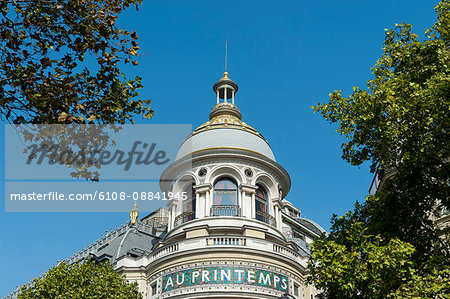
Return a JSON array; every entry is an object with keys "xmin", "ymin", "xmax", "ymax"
[{"xmin": 4, "ymin": 72, "xmax": 325, "ymax": 299}]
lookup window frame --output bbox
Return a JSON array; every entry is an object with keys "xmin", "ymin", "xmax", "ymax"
[
  {"xmin": 255, "ymin": 183, "xmax": 268, "ymax": 221},
  {"xmin": 213, "ymin": 177, "xmax": 239, "ymax": 206},
  {"xmin": 182, "ymin": 183, "xmax": 196, "ymax": 222}
]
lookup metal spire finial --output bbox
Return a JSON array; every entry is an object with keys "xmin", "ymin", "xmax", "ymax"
[{"xmin": 225, "ymin": 40, "xmax": 227, "ymax": 72}]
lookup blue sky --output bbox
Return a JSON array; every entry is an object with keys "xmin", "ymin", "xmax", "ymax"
[{"xmin": 0, "ymin": 0, "xmax": 439, "ymax": 296}]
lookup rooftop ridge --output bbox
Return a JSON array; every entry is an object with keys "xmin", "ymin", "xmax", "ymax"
[
  {"xmin": 63, "ymin": 219, "xmax": 157, "ymax": 264},
  {"xmin": 64, "ymin": 220, "xmax": 131, "ymax": 265}
]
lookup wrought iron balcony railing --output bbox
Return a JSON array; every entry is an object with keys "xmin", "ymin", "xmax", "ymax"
[
  {"xmin": 256, "ymin": 210, "xmax": 276, "ymax": 228},
  {"xmin": 174, "ymin": 211, "xmax": 195, "ymax": 227},
  {"xmin": 210, "ymin": 205, "xmax": 241, "ymax": 217}
]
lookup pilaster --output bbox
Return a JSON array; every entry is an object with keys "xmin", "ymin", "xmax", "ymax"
[
  {"xmin": 194, "ymin": 183, "xmax": 212, "ymax": 218},
  {"xmin": 239, "ymin": 184, "xmax": 257, "ymax": 219}
]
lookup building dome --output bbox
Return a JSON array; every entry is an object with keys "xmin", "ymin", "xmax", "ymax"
[
  {"xmin": 5, "ymin": 69, "xmax": 324, "ymax": 299},
  {"xmin": 176, "ymin": 73, "xmax": 276, "ymax": 161}
]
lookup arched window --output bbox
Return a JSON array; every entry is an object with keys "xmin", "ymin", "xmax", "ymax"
[
  {"xmin": 255, "ymin": 184, "xmax": 268, "ymax": 222},
  {"xmin": 183, "ymin": 184, "xmax": 196, "ymax": 221},
  {"xmin": 175, "ymin": 184, "xmax": 196, "ymax": 227},
  {"xmin": 212, "ymin": 178, "xmax": 240, "ymax": 216},
  {"xmin": 213, "ymin": 178, "xmax": 238, "ymax": 206}
]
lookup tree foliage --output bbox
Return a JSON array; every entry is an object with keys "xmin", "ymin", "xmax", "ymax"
[
  {"xmin": 309, "ymin": 1, "xmax": 450, "ymax": 297},
  {"xmin": 309, "ymin": 206, "xmax": 449, "ymax": 298},
  {"xmin": 0, "ymin": 0, "xmax": 153, "ymax": 124},
  {"xmin": 390, "ymin": 266, "xmax": 450, "ymax": 298},
  {"xmin": 19, "ymin": 259, "xmax": 142, "ymax": 299},
  {"xmin": 308, "ymin": 222, "xmax": 416, "ymax": 299},
  {"xmin": 1, "ymin": 0, "xmax": 154, "ymax": 180}
]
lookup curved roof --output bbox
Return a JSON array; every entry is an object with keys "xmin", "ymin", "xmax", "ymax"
[
  {"xmin": 176, "ymin": 128, "xmax": 276, "ymax": 161},
  {"xmin": 92, "ymin": 225, "xmax": 159, "ymax": 262},
  {"xmin": 293, "ymin": 217, "xmax": 326, "ymax": 235},
  {"xmin": 72, "ymin": 221, "xmax": 161, "ymax": 263},
  {"xmin": 176, "ymin": 103, "xmax": 276, "ymax": 161}
]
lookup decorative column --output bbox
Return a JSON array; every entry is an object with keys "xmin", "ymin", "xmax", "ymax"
[
  {"xmin": 272, "ymin": 198, "xmax": 284, "ymax": 231},
  {"xmin": 240, "ymin": 190, "xmax": 246, "ymax": 217},
  {"xmin": 195, "ymin": 191, "xmax": 202, "ymax": 218},
  {"xmin": 278, "ymin": 210, "xmax": 282, "ymax": 230},
  {"xmin": 168, "ymin": 208, "xmax": 172, "ymax": 231},
  {"xmin": 239, "ymin": 184, "xmax": 257, "ymax": 219},
  {"xmin": 274, "ymin": 207, "xmax": 278, "ymax": 225},
  {"xmin": 276, "ymin": 207, "xmax": 281, "ymax": 229},
  {"xmin": 168, "ymin": 198, "xmax": 178, "ymax": 231},
  {"xmin": 193, "ymin": 183, "xmax": 212, "ymax": 218},
  {"xmin": 206, "ymin": 190, "xmax": 211, "ymax": 216},
  {"xmin": 251, "ymin": 193, "xmax": 256, "ymax": 219}
]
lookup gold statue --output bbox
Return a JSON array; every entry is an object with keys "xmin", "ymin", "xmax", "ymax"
[{"xmin": 129, "ymin": 202, "xmax": 139, "ymax": 224}]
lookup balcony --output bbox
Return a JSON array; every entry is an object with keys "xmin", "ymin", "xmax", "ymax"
[
  {"xmin": 174, "ymin": 211, "xmax": 195, "ymax": 227},
  {"xmin": 256, "ymin": 210, "xmax": 276, "ymax": 228},
  {"xmin": 141, "ymin": 236, "xmax": 306, "ymax": 269},
  {"xmin": 206, "ymin": 236, "xmax": 246, "ymax": 246},
  {"xmin": 210, "ymin": 205, "xmax": 241, "ymax": 217}
]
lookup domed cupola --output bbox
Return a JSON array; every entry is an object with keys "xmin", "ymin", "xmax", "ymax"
[
  {"xmin": 162, "ymin": 69, "xmax": 292, "ymax": 232},
  {"xmin": 152, "ymin": 69, "xmax": 322, "ymax": 299},
  {"xmin": 212, "ymin": 71, "xmax": 239, "ymax": 106},
  {"xmin": 176, "ymin": 72, "xmax": 276, "ymax": 161},
  {"xmin": 207, "ymin": 71, "xmax": 243, "ymax": 124}
]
